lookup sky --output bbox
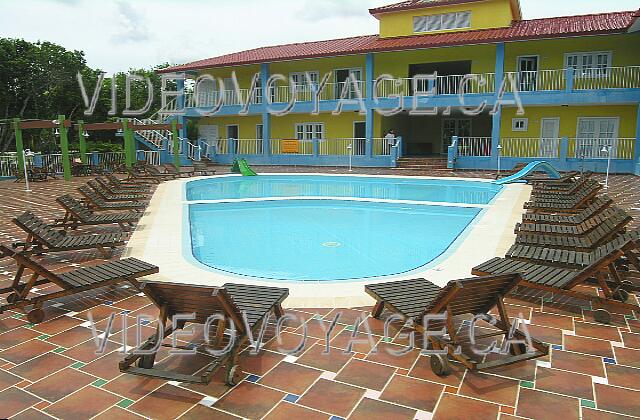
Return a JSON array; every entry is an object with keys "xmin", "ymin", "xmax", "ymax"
[{"xmin": 1, "ymin": 0, "xmax": 638, "ymax": 73}]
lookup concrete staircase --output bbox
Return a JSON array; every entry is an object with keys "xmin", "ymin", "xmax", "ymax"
[{"xmin": 395, "ymin": 156, "xmax": 451, "ymax": 172}]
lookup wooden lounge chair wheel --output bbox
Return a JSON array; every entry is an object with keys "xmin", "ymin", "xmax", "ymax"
[
  {"xmin": 6, "ymin": 292, "xmax": 20, "ymax": 304},
  {"xmin": 509, "ymin": 342, "xmax": 528, "ymax": 356},
  {"xmin": 593, "ymin": 309, "xmax": 612, "ymax": 324},
  {"xmin": 430, "ymin": 354, "xmax": 451, "ymax": 377},
  {"xmin": 27, "ymin": 308, "xmax": 45, "ymax": 324},
  {"xmin": 613, "ymin": 289, "xmax": 630, "ymax": 303},
  {"xmin": 621, "ymin": 280, "xmax": 635, "ymax": 292},
  {"xmin": 137, "ymin": 355, "xmax": 156, "ymax": 369},
  {"xmin": 225, "ymin": 364, "xmax": 240, "ymax": 386}
]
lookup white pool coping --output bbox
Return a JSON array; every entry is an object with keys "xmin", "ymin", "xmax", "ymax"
[{"xmin": 124, "ymin": 173, "xmax": 531, "ymax": 309}]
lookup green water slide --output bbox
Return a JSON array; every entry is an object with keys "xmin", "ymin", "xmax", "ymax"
[{"xmin": 232, "ymin": 158, "xmax": 258, "ymax": 176}]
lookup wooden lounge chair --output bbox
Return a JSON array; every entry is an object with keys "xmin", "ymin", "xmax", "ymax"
[
  {"xmin": 521, "ymin": 195, "xmax": 613, "ymax": 225},
  {"xmin": 528, "ymin": 180, "xmax": 602, "ymax": 203},
  {"xmin": 87, "ymin": 180, "xmax": 149, "ymax": 202},
  {"xmin": 12, "ymin": 211, "xmax": 127, "ymax": 257},
  {"xmin": 0, "ymin": 244, "xmax": 158, "ymax": 323},
  {"xmin": 162, "ymin": 163, "xmax": 195, "ymax": 178},
  {"xmin": 54, "ymin": 194, "xmax": 140, "ymax": 231},
  {"xmin": 120, "ymin": 281, "xmax": 288, "ymax": 385},
  {"xmin": 106, "ymin": 174, "xmax": 152, "ymax": 191},
  {"xmin": 531, "ymin": 172, "xmax": 592, "ymax": 191},
  {"xmin": 506, "ymin": 231, "xmax": 640, "ymax": 272},
  {"xmin": 514, "ymin": 208, "xmax": 632, "ymax": 251},
  {"xmin": 125, "ymin": 168, "xmax": 162, "ymax": 184},
  {"xmin": 515, "ymin": 207, "xmax": 630, "ymax": 237},
  {"xmin": 365, "ymin": 274, "xmax": 548, "ymax": 376},
  {"xmin": 144, "ymin": 166, "xmax": 178, "ymax": 180},
  {"xmin": 193, "ymin": 161, "xmax": 216, "ymax": 176},
  {"xmin": 472, "ymin": 241, "xmax": 640, "ymax": 324},
  {"xmin": 531, "ymin": 176, "xmax": 595, "ymax": 197},
  {"xmin": 78, "ymin": 186, "xmax": 147, "ymax": 212},
  {"xmin": 95, "ymin": 177, "xmax": 151, "ymax": 196},
  {"xmin": 524, "ymin": 183, "xmax": 601, "ymax": 213}
]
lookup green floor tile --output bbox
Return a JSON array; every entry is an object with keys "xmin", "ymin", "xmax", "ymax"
[
  {"xmin": 520, "ymin": 380, "xmax": 535, "ymax": 389},
  {"xmin": 117, "ymin": 399, "xmax": 135, "ymax": 409},
  {"xmin": 92, "ymin": 379, "xmax": 108, "ymax": 387},
  {"xmin": 37, "ymin": 334, "xmax": 50, "ymax": 340},
  {"xmin": 581, "ymin": 399, "xmax": 596, "ymax": 408},
  {"xmin": 12, "ymin": 314, "xmax": 24, "ymax": 319},
  {"xmin": 71, "ymin": 362, "xmax": 86, "ymax": 369},
  {"xmin": 53, "ymin": 347, "xmax": 66, "ymax": 353}
]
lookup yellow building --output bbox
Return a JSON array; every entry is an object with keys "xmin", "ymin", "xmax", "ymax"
[{"xmin": 156, "ymin": 0, "xmax": 640, "ymax": 173}]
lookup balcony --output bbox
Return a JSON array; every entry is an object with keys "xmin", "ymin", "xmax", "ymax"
[{"xmin": 504, "ymin": 66, "xmax": 640, "ymax": 92}]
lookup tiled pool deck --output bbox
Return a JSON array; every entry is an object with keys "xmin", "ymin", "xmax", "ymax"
[{"xmin": 0, "ymin": 167, "xmax": 639, "ymax": 420}]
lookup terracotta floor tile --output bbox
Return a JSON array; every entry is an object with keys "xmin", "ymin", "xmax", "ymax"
[
  {"xmin": 334, "ymin": 359, "xmax": 395, "ymax": 391},
  {"xmin": 595, "ymin": 383, "xmax": 640, "ymax": 417},
  {"xmin": 297, "ymin": 378, "xmax": 365, "ymax": 418},
  {"xmin": 0, "ymin": 386, "xmax": 42, "ymax": 418},
  {"xmin": 330, "ymin": 329, "xmax": 380, "ymax": 354},
  {"xmin": 92, "ymin": 406, "xmax": 146, "ymax": 420},
  {"xmin": 183, "ymin": 368, "xmax": 248, "ymax": 399},
  {"xmin": 80, "ymin": 351, "xmax": 125, "ymax": 380},
  {"xmin": 0, "ymin": 316, "xmax": 28, "ymax": 334},
  {"xmin": 26, "ymin": 368, "xmax": 95, "ymax": 402},
  {"xmin": 535, "ymin": 367, "xmax": 593, "ymax": 400},
  {"xmin": 32, "ymin": 316, "xmax": 85, "ymax": 336},
  {"xmin": 263, "ymin": 331, "xmax": 318, "ymax": 356},
  {"xmin": 582, "ymin": 407, "xmax": 636, "ymax": 420},
  {"xmin": 297, "ymin": 318, "xmax": 344, "ymax": 340},
  {"xmin": 179, "ymin": 404, "xmax": 241, "ymax": 420},
  {"xmin": 433, "ymin": 393, "xmax": 500, "ymax": 420},
  {"xmin": 259, "ymin": 361, "xmax": 322, "ymax": 395},
  {"xmin": 527, "ymin": 324, "xmax": 563, "ymax": 345},
  {"xmin": 263, "ymin": 401, "xmax": 328, "ymax": 420},
  {"xmin": 62, "ymin": 338, "xmax": 120, "ymax": 363},
  {"xmin": 563, "ymin": 335, "xmax": 614, "ymax": 358},
  {"xmin": 297, "ymin": 343, "xmax": 352, "ymax": 372},
  {"xmin": 574, "ymin": 321, "xmax": 621, "ymax": 342},
  {"xmin": 103, "ymin": 373, "xmax": 166, "ymax": 400},
  {"xmin": 409, "ymin": 355, "xmax": 466, "ymax": 386},
  {"xmin": 459, "ymin": 372, "xmax": 519, "ymax": 406},
  {"xmin": 237, "ymin": 349, "xmax": 284, "ymax": 376},
  {"xmin": 45, "ymin": 386, "xmax": 120, "ymax": 418},
  {"xmin": 613, "ymin": 346, "xmax": 640, "ymax": 368},
  {"xmin": 76, "ymin": 305, "xmax": 120, "ymax": 322},
  {"xmin": 530, "ymin": 311, "xmax": 575, "ymax": 331},
  {"xmin": 129, "ymin": 384, "xmax": 202, "ymax": 419},
  {"xmin": 516, "ymin": 388, "xmax": 579, "ymax": 420},
  {"xmin": 350, "ymin": 397, "xmax": 416, "ymax": 420},
  {"xmin": 380, "ymin": 374, "xmax": 443, "ymax": 412},
  {"xmin": 214, "ymin": 382, "xmax": 285, "ymax": 419},
  {"xmin": 0, "ymin": 338, "xmax": 57, "ymax": 365},
  {"xmin": 9, "ymin": 353, "xmax": 73, "ymax": 382},
  {"xmin": 11, "ymin": 407, "xmax": 56, "ymax": 419},
  {"xmin": 0, "ymin": 369, "xmax": 23, "ymax": 391},
  {"xmin": 479, "ymin": 352, "xmax": 538, "ymax": 381},
  {"xmin": 621, "ymin": 332, "xmax": 640, "ymax": 349},
  {"xmin": 112, "ymin": 295, "xmax": 152, "ymax": 312},
  {"xmin": 364, "ymin": 341, "xmax": 420, "ymax": 369},
  {"xmin": 605, "ymin": 364, "xmax": 640, "ymax": 391},
  {"xmin": 551, "ymin": 349, "xmax": 605, "ymax": 377},
  {"xmin": 0, "ymin": 327, "xmax": 41, "ymax": 350},
  {"xmin": 46, "ymin": 326, "xmax": 96, "ymax": 348}
]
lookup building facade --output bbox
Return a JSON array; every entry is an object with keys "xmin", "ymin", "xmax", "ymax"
[{"xmin": 153, "ymin": 0, "xmax": 640, "ymax": 174}]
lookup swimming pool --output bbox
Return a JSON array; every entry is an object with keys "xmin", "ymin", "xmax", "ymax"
[{"xmin": 185, "ymin": 175, "xmax": 502, "ymax": 281}]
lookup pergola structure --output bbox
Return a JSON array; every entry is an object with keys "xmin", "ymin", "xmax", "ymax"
[{"xmin": 12, "ymin": 116, "xmax": 182, "ymax": 181}]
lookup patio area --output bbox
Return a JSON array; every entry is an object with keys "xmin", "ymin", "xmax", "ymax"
[{"xmin": 0, "ymin": 168, "xmax": 639, "ymax": 420}]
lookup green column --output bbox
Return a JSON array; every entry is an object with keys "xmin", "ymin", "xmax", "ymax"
[
  {"xmin": 122, "ymin": 120, "xmax": 134, "ymax": 168},
  {"xmin": 13, "ymin": 118, "xmax": 25, "ymax": 172},
  {"xmin": 77, "ymin": 120, "xmax": 88, "ymax": 164},
  {"xmin": 59, "ymin": 115, "xmax": 72, "ymax": 181},
  {"xmin": 172, "ymin": 120, "xmax": 180, "ymax": 169}
]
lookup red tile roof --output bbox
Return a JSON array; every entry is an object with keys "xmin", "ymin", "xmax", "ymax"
[{"xmin": 159, "ymin": 11, "xmax": 637, "ymax": 74}]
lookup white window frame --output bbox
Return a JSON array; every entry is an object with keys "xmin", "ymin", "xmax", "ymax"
[
  {"xmin": 295, "ymin": 123, "xmax": 324, "ymax": 142},
  {"xmin": 512, "ymin": 118, "xmax": 529, "ymax": 132},
  {"xmin": 413, "ymin": 11, "xmax": 471, "ymax": 33},
  {"xmin": 564, "ymin": 51, "xmax": 612, "ymax": 78}
]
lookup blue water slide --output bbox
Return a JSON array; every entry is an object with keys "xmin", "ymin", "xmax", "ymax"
[{"xmin": 494, "ymin": 161, "xmax": 561, "ymax": 185}]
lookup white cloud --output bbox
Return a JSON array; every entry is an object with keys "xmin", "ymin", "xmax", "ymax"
[{"xmin": 0, "ymin": 0, "xmax": 637, "ymax": 73}]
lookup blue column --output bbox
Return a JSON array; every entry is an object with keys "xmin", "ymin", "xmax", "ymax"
[
  {"xmin": 365, "ymin": 53, "xmax": 375, "ymax": 158},
  {"xmin": 491, "ymin": 43, "xmax": 506, "ymax": 165},
  {"xmin": 635, "ymin": 104, "xmax": 640, "ymax": 175},
  {"xmin": 261, "ymin": 63, "xmax": 271, "ymax": 157},
  {"xmin": 565, "ymin": 67, "xmax": 575, "ymax": 93}
]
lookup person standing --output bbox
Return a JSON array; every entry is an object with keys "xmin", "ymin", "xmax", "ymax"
[{"xmin": 385, "ymin": 130, "xmax": 397, "ymax": 149}]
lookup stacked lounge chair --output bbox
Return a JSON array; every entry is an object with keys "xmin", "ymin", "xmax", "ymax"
[{"xmin": 54, "ymin": 194, "xmax": 140, "ymax": 231}]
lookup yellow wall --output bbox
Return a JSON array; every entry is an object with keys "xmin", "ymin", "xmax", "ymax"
[
  {"xmin": 378, "ymin": 0, "xmax": 515, "ymax": 38},
  {"xmin": 271, "ymin": 113, "xmax": 365, "ymax": 139},
  {"xmin": 375, "ymin": 44, "xmax": 497, "ymax": 77},
  {"xmin": 504, "ymin": 34, "xmax": 640, "ymax": 71},
  {"xmin": 270, "ymin": 55, "xmax": 366, "ymax": 84},
  {"xmin": 199, "ymin": 115, "xmax": 262, "ymax": 139}
]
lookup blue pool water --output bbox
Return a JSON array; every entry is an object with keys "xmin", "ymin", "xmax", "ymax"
[
  {"xmin": 186, "ymin": 175, "xmax": 502, "ymax": 205},
  {"xmin": 188, "ymin": 200, "xmax": 480, "ymax": 281}
]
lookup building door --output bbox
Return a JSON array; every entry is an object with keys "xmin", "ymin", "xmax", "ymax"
[
  {"xmin": 540, "ymin": 118, "xmax": 560, "ymax": 157},
  {"xmin": 198, "ymin": 125, "xmax": 219, "ymax": 154},
  {"xmin": 335, "ymin": 69, "xmax": 362, "ymax": 99},
  {"xmin": 354, "ymin": 121, "xmax": 366, "ymax": 155},
  {"xmin": 576, "ymin": 117, "xmax": 619, "ymax": 158},
  {"xmin": 517, "ymin": 56, "xmax": 538, "ymax": 92},
  {"xmin": 442, "ymin": 119, "xmax": 472, "ymax": 154},
  {"xmin": 227, "ymin": 125, "xmax": 239, "ymax": 153}
]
